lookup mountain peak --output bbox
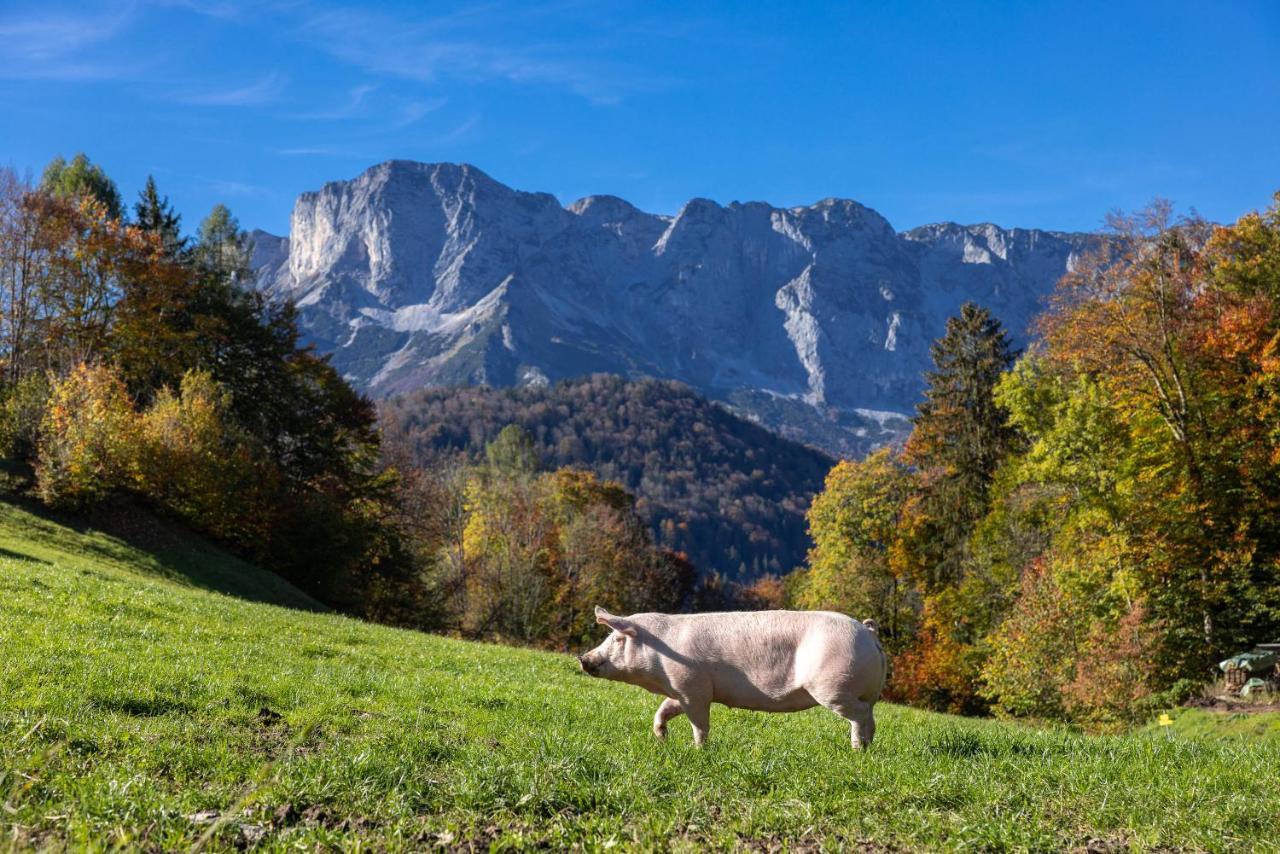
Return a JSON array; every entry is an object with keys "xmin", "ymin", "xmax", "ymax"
[{"xmin": 254, "ymin": 161, "xmax": 1097, "ymax": 456}]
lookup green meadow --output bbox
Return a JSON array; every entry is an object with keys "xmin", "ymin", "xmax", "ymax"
[{"xmin": 1, "ymin": 500, "xmax": 1277, "ymax": 852}]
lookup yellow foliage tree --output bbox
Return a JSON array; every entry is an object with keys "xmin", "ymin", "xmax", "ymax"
[
  {"xmin": 137, "ymin": 370, "xmax": 278, "ymax": 547},
  {"xmin": 793, "ymin": 449, "xmax": 915, "ymax": 650},
  {"xmin": 35, "ymin": 362, "xmax": 138, "ymax": 507}
]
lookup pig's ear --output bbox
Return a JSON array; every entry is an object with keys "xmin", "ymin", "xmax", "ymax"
[{"xmin": 594, "ymin": 607, "xmax": 637, "ymax": 637}]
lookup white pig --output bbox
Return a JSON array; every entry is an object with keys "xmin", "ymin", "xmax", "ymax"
[{"xmin": 578, "ymin": 606, "xmax": 886, "ymax": 749}]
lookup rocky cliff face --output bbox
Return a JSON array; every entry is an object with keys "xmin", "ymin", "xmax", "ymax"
[{"xmin": 252, "ymin": 160, "xmax": 1094, "ymax": 456}]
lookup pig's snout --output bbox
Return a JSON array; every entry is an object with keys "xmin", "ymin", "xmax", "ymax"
[{"xmin": 577, "ymin": 653, "xmax": 598, "ymax": 675}]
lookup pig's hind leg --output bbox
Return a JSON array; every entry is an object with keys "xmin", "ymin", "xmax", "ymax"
[
  {"xmin": 847, "ymin": 703, "xmax": 875, "ymax": 750},
  {"xmin": 809, "ymin": 683, "xmax": 876, "ymax": 750},
  {"xmin": 653, "ymin": 697, "xmax": 684, "ymax": 740}
]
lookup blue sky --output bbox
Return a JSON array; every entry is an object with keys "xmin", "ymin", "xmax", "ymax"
[{"xmin": 2, "ymin": 1, "xmax": 1277, "ymax": 236}]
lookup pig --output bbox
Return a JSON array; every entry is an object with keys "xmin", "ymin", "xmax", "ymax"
[{"xmin": 578, "ymin": 606, "xmax": 887, "ymax": 749}]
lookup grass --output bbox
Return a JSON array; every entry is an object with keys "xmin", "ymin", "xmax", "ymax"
[
  {"xmin": 1151, "ymin": 707, "xmax": 1280, "ymax": 742},
  {"xmin": 1, "ymin": 500, "xmax": 1278, "ymax": 851}
]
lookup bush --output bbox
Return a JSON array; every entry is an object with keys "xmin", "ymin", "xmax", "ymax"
[
  {"xmin": 0, "ymin": 373, "xmax": 51, "ymax": 462},
  {"xmin": 35, "ymin": 363, "xmax": 138, "ymax": 507},
  {"xmin": 1064, "ymin": 602, "xmax": 1163, "ymax": 724},
  {"xmin": 137, "ymin": 370, "xmax": 278, "ymax": 547},
  {"xmin": 978, "ymin": 558, "xmax": 1081, "ymax": 719}
]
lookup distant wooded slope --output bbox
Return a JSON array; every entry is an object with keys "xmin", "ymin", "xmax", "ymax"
[{"xmin": 381, "ymin": 375, "xmax": 835, "ymax": 578}]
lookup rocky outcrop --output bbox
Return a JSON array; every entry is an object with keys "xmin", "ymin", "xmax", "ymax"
[{"xmin": 254, "ymin": 160, "xmax": 1094, "ymax": 456}]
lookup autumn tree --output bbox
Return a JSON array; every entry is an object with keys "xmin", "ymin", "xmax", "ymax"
[
  {"xmin": 793, "ymin": 449, "xmax": 916, "ymax": 651},
  {"xmin": 136, "ymin": 370, "xmax": 277, "ymax": 547},
  {"xmin": 1038, "ymin": 201, "xmax": 1280, "ymax": 676},
  {"xmin": 35, "ymin": 363, "xmax": 138, "ymax": 507}
]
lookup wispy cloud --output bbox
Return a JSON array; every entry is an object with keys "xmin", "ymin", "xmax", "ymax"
[
  {"xmin": 0, "ymin": 4, "xmax": 136, "ymax": 80},
  {"xmin": 434, "ymin": 115, "xmax": 480, "ymax": 145},
  {"xmin": 205, "ymin": 177, "xmax": 274, "ymax": 197},
  {"xmin": 289, "ymin": 3, "xmax": 650, "ymax": 105},
  {"xmin": 148, "ymin": 0, "xmax": 243, "ymax": 20},
  {"xmin": 290, "ymin": 83, "xmax": 378, "ymax": 120},
  {"xmin": 269, "ymin": 145, "xmax": 371, "ymax": 158},
  {"xmin": 181, "ymin": 72, "xmax": 286, "ymax": 106},
  {"xmin": 385, "ymin": 98, "xmax": 448, "ymax": 131}
]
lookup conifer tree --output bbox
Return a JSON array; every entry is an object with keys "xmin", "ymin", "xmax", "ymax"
[
  {"xmin": 901, "ymin": 302, "xmax": 1019, "ymax": 591},
  {"xmin": 908, "ymin": 302, "xmax": 1019, "ymax": 493},
  {"xmin": 134, "ymin": 175, "xmax": 185, "ymax": 259}
]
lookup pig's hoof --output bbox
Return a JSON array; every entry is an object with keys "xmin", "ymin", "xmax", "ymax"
[{"xmin": 653, "ymin": 725, "xmax": 668, "ymax": 741}]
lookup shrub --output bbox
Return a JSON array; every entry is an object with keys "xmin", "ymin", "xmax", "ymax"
[
  {"xmin": 1064, "ymin": 602, "xmax": 1163, "ymax": 724},
  {"xmin": 35, "ymin": 363, "xmax": 138, "ymax": 507},
  {"xmin": 0, "ymin": 373, "xmax": 50, "ymax": 462},
  {"xmin": 137, "ymin": 370, "xmax": 278, "ymax": 547},
  {"xmin": 978, "ymin": 558, "xmax": 1081, "ymax": 719}
]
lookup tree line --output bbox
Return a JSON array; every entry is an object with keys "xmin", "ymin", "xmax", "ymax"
[{"xmin": 789, "ymin": 198, "xmax": 1280, "ymax": 724}]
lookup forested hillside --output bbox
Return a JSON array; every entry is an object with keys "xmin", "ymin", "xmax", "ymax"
[{"xmin": 381, "ymin": 375, "xmax": 834, "ymax": 578}]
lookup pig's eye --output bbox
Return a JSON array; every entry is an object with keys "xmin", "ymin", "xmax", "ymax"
[{"xmin": 614, "ymin": 635, "xmax": 625, "ymax": 644}]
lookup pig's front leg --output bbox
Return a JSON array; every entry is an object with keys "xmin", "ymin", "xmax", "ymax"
[
  {"xmin": 652, "ymin": 697, "xmax": 684, "ymax": 740},
  {"xmin": 685, "ymin": 698, "xmax": 711, "ymax": 747}
]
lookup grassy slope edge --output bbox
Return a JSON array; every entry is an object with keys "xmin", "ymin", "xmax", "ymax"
[{"xmin": 1, "ymin": 499, "xmax": 1277, "ymax": 851}]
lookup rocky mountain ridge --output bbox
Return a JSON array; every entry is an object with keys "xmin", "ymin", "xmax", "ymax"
[{"xmin": 252, "ymin": 160, "xmax": 1095, "ymax": 456}]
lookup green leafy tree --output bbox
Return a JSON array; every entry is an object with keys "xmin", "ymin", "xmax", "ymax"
[
  {"xmin": 195, "ymin": 204, "xmax": 250, "ymax": 284},
  {"xmin": 793, "ymin": 449, "xmax": 916, "ymax": 650},
  {"xmin": 486, "ymin": 424, "xmax": 540, "ymax": 477},
  {"xmin": 40, "ymin": 154, "xmax": 122, "ymax": 221}
]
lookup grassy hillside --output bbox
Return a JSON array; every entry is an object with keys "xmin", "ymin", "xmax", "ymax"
[{"xmin": 1, "ymin": 501, "xmax": 1278, "ymax": 851}]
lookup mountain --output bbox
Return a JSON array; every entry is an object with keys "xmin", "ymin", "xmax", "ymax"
[
  {"xmin": 381, "ymin": 375, "xmax": 833, "ymax": 578},
  {"xmin": 252, "ymin": 160, "xmax": 1094, "ymax": 456}
]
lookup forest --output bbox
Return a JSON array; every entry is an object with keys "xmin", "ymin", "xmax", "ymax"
[{"xmin": 380, "ymin": 375, "xmax": 832, "ymax": 579}]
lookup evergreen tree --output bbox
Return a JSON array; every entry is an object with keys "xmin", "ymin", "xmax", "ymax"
[
  {"xmin": 909, "ymin": 302, "xmax": 1019, "ymax": 496},
  {"xmin": 901, "ymin": 302, "xmax": 1019, "ymax": 591},
  {"xmin": 134, "ymin": 175, "xmax": 185, "ymax": 259},
  {"xmin": 40, "ymin": 154, "xmax": 123, "ymax": 220}
]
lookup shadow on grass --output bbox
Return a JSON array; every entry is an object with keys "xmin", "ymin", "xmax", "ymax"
[
  {"xmin": 927, "ymin": 727, "xmax": 1070, "ymax": 759},
  {"xmin": 1, "ymin": 491, "xmax": 324, "ymax": 613},
  {"xmin": 0, "ymin": 545, "xmax": 51, "ymax": 565},
  {"xmin": 91, "ymin": 693, "xmax": 197, "ymax": 718}
]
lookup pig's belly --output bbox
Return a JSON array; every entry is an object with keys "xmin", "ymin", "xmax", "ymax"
[{"xmin": 711, "ymin": 678, "xmax": 817, "ymax": 713}]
